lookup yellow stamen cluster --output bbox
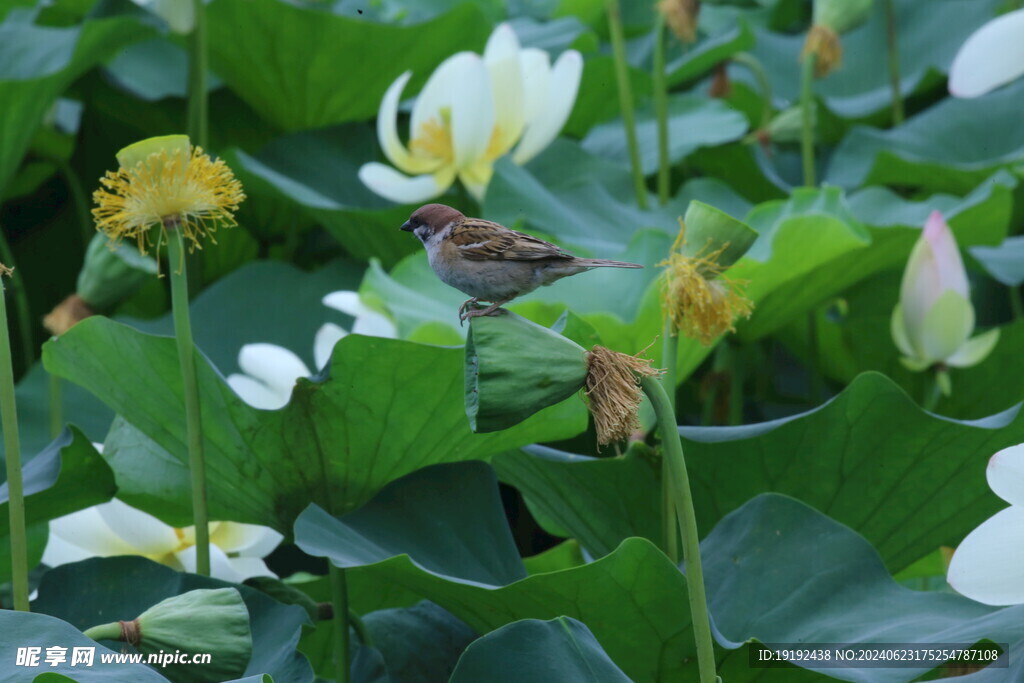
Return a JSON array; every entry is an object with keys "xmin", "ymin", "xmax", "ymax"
[
  {"xmin": 660, "ymin": 223, "xmax": 752, "ymax": 346},
  {"xmin": 658, "ymin": 0, "xmax": 701, "ymax": 43},
  {"xmin": 92, "ymin": 145, "xmax": 245, "ymax": 255},
  {"xmin": 585, "ymin": 346, "xmax": 662, "ymax": 446},
  {"xmin": 801, "ymin": 24, "xmax": 842, "ymax": 78}
]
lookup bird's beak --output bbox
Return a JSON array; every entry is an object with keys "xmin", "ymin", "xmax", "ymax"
[{"xmin": 400, "ymin": 221, "xmax": 415, "ymax": 232}]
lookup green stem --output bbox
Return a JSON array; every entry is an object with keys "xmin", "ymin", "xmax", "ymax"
[
  {"xmin": 606, "ymin": 0, "xmax": 648, "ymax": 210},
  {"xmin": 641, "ymin": 376, "xmax": 716, "ymax": 683},
  {"xmin": 661, "ymin": 457, "xmax": 679, "ymax": 564},
  {"xmin": 330, "ymin": 564, "xmax": 351, "ymax": 683},
  {"xmin": 0, "ymin": 230, "xmax": 34, "ymax": 372},
  {"xmin": 661, "ymin": 318, "xmax": 677, "ymax": 411},
  {"xmin": 166, "ymin": 225, "xmax": 210, "ymax": 576},
  {"xmin": 0, "ymin": 273, "xmax": 29, "ymax": 611},
  {"xmin": 186, "ymin": 0, "xmax": 209, "ymax": 148},
  {"xmin": 82, "ymin": 622, "xmax": 122, "ymax": 641},
  {"xmin": 732, "ymin": 52, "xmax": 774, "ymax": 131},
  {"xmin": 923, "ymin": 368, "xmax": 946, "ymax": 412},
  {"xmin": 799, "ymin": 53, "xmax": 817, "ymax": 187},
  {"xmin": 48, "ymin": 371, "xmax": 61, "ymax": 439},
  {"xmin": 652, "ymin": 12, "xmax": 671, "ymax": 205},
  {"xmin": 883, "ymin": 0, "xmax": 904, "ymax": 126}
]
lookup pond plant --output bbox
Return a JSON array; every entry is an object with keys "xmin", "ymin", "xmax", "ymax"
[{"xmin": 1, "ymin": 0, "xmax": 1024, "ymax": 681}]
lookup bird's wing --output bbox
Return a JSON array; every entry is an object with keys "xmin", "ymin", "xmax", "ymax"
[{"xmin": 450, "ymin": 218, "xmax": 573, "ymax": 261}]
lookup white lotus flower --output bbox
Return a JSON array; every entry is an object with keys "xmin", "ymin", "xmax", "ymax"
[
  {"xmin": 359, "ymin": 22, "xmax": 583, "ymax": 204},
  {"xmin": 226, "ymin": 292, "xmax": 397, "ymax": 409},
  {"xmin": 43, "ymin": 498, "xmax": 283, "ymax": 583},
  {"xmin": 948, "ymin": 444, "xmax": 1024, "ymax": 605},
  {"xmin": 890, "ymin": 211, "xmax": 998, "ymax": 373},
  {"xmin": 949, "ymin": 8, "xmax": 1024, "ymax": 98}
]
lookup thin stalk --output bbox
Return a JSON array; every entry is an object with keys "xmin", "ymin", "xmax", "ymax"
[
  {"xmin": 330, "ymin": 564, "xmax": 352, "ymax": 683},
  {"xmin": 732, "ymin": 52, "xmax": 774, "ymax": 131},
  {"xmin": 0, "ymin": 231, "xmax": 34, "ymax": 371},
  {"xmin": 0, "ymin": 273, "xmax": 29, "ymax": 611},
  {"xmin": 82, "ymin": 622, "xmax": 121, "ymax": 641},
  {"xmin": 186, "ymin": 0, "xmax": 209, "ymax": 149},
  {"xmin": 606, "ymin": 0, "xmax": 648, "ymax": 210},
  {"xmin": 799, "ymin": 54, "xmax": 817, "ymax": 187},
  {"xmin": 652, "ymin": 12, "xmax": 671, "ymax": 205},
  {"xmin": 48, "ymin": 371, "xmax": 61, "ymax": 439},
  {"xmin": 662, "ymin": 459, "xmax": 679, "ymax": 563},
  {"xmin": 923, "ymin": 368, "xmax": 946, "ymax": 412},
  {"xmin": 883, "ymin": 0, "xmax": 904, "ymax": 126},
  {"xmin": 166, "ymin": 224, "xmax": 210, "ymax": 576},
  {"xmin": 641, "ymin": 376, "xmax": 716, "ymax": 683},
  {"xmin": 661, "ymin": 318, "xmax": 677, "ymax": 411}
]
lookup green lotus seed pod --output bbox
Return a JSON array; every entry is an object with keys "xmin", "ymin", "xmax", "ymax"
[
  {"xmin": 76, "ymin": 232, "xmax": 157, "ymax": 311},
  {"xmin": 814, "ymin": 0, "xmax": 873, "ymax": 35},
  {"xmin": 84, "ymin": 587, "xmax": 252, "ymax": 683},
  {"xmin": 466, "ymin": 312, "xmax": 589, "ymax": 433}
]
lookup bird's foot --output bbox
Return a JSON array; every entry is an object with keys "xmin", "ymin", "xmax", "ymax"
[
  {"xmin": 462, "ymin": 300, "xmax": 510, "ymax": 321},
  {"xmin": 458, "ymin": 298, "xmax": 480, "ymax": 326}
]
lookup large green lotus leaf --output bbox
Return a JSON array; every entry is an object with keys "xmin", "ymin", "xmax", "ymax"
[
  {"xmin": 704, "ymin": 494, "xmax": 1022, "ymax": 682},
  {"xmin": 826, "ymin": 79, "xmax": 1024, "ymax": 193},
  {"xmin": 485, "ymin": 139, "xmax": 684, "ymax": 255},
  {"xmin": 42, "ymin": 317, "xmax": 585, "ymax": 530},
  {"xmin": 331, "ymin": 0, "xmax": 503, "ymax": 24},
  {"xmin": 493, "ymin": 444, "xmax": 660, "ymax": 558},
  {"xmin": 0, "ymin": 427, "xmax": 114, "ymax": 584},
  {"xmin": 971, "ymin": 236, "xmax": 1024, "ymax": 287},
  {"xmin": 294, "ymin": 461, "xmax": 696, "ymax": 682},
  {"xmin": 743, "ymin": 0, "xmax": 1004, "ymax": 121},
  {"xmin": 730, "ymin": 187, "xmax": 870, "ymax": 340},
  {"xmin": 5, "ymin": 260, "xmax": 364, "ymax": 459},
  {"xmin": 0, "ymin": 611, "xmax": 167, "ymax": 681},
  {"xmin": 789, "ymin": 271, "xmax": 1021, "ymax": 421},
  {"xmin": 450, "ymin": 617, "xmax": 631, "ymax": 682},
  {"xmin": 206, "ymin": 0, "xmax": 491, "ymax": 131},
  {"xmin": 0, "ymin": 9, "xmax": 152, "ymax": 194},
  {"xmin": 33, "ymin": 556, "xmax": 312, "ymax": 682},
  {"xmin": 497, "ymin": 373, "xmax": 1024, "ymax": 574},
  {"xmin": 736, "ymin": 172, "xmax": 1015, "ymax": 340},
  {"xmin": 581, "ymin": 95, "xmax": 749, "ymax": 175},
  {"xmin": 228, "ymin": 127, "xmax": 417, "ymax": 266},
  {"xmin": 103, "ymin": 37, "xmax": 223, "ymax": 102},
  {"xmin": 564, "ymin": 55, "xmax": 651, "ymax": 138}
]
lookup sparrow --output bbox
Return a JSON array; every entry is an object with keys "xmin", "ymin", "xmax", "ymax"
[{"xmin": 400, "ymin": 203, "xmax": 643, "ymax": 322}]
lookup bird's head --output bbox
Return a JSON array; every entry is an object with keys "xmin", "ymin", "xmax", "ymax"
[{"xmin": 400, "ymin": 203, "xmax": 464, "ymax": 244}]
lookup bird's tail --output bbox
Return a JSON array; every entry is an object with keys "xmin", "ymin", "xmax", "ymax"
[{"xmin": 576, "ymin": 259, "xmax": 644, "ymax": 269}]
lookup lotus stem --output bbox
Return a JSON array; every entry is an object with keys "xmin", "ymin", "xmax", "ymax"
[
  {"xmin": 641, "ymin": 375, "xmax": 716, "ymax": 683},
  {"xmin": 800, "ymin": 54, "xmax": 817, "ymax": 187},
  {"xmin": 606, "ymin": 0, "xmax": 648, "ymax": 210},
  {"xmin": 330, "ymin": 564, "xmax": 351, "ymax": 683},
  {"xmin": 653, "ymin": 12, "xmax": 671, "ymax": 204},
  {"xmin": 883, "ymin": 0, "xmax": 904, "ymax": 125},
  {"xmin": 0, "ymin": 232, "xmax": 34, "ymax": 371},
  {"xmin": 0, "ymin": 270, "xmax": 29, "ymax": 611},
  {"xmin": 166, "ymin": 224, "xmax": 210, "ymax": 576},
  {"xmin": 732, "ymin": 52, "xmax": 774, "ymax": 131},
  {"xmin": 187, "ymin": 0, "xmax": 208, "ymax": 148}
]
